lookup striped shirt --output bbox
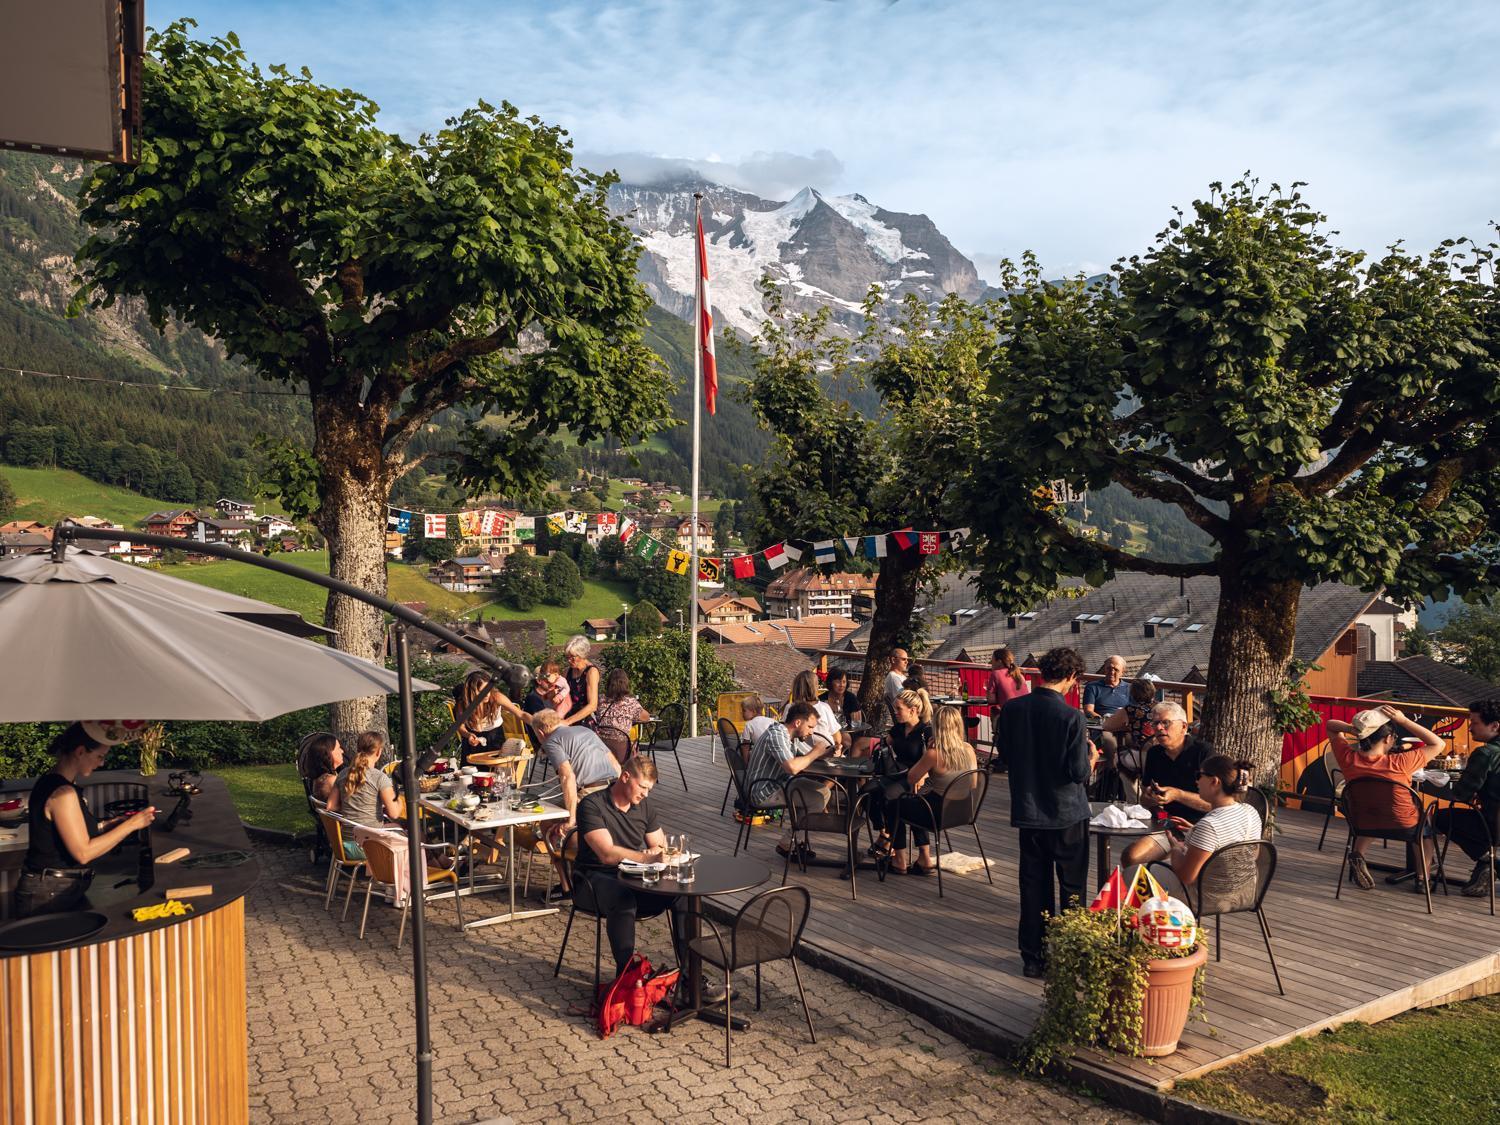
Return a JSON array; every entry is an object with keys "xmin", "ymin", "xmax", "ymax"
[{"xmin": 746, "ymin": 722, "xmax": 797, "ymax": 807}]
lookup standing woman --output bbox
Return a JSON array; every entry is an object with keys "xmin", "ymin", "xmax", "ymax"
[
  {"xmin": 984, "ymin": 647, "xmax": 1030, "ymax": 771},
  {"xmin": 17, "ymin": 723, "xmax": 158, "ymax": 916},
  {"xmin": 561, "ymin": 635, "xmax": 602, "ymax": 729}
]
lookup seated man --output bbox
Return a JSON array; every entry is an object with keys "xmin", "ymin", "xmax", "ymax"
[
  {"xmin": 1083, "ymin": 656, "xmax": 1131, "ymax": 762},
  {"xmin": 743, "ymin": 701, "xmax": 833, "ymax": 860},
  {"xmin": 1121, "ymin": 701, "xmax": 1214, "ymax": 866},
  {"xmin": 531, "ymin": 709, "xmax": 621, "ymax": 897},
  {"xmin": 1432, "ymin": 699, "xmax": 1500, "ymax": 896},
  {"xmin": 575, "ymin": 757, "xmax": 687, "ymax": 977}
]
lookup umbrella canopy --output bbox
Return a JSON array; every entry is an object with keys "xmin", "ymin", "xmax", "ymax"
[
  {"xmin": 0, "ymin": 550, "xmax": 435, "ymax": 722},
  {"xmin": 2, "ymin": 549, "xmax": 332, "ymax": 639}
]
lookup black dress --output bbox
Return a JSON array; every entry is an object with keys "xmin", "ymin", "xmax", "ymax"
[
  {"xmin": 565, "ymin": 662, "xmax": 599, "ymax": 729},
  {"xmin": 16, "ymin": 773, "xmax": 101, "ymax": 916}
]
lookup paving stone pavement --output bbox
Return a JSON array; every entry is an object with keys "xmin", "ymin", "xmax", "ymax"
[{"xmin": 246, "ymin": 843, "xmax": 1140, "ymax": 1124}]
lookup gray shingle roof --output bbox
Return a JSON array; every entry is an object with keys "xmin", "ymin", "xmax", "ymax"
[{"xmin": 1358, "ymin": 656, "xmax": 1500, "ymax": 707}]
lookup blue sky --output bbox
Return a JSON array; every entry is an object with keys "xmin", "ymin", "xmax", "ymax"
[{"xmin": 161, "ymin": 1, "xmax": 1500, "ymax": 280}]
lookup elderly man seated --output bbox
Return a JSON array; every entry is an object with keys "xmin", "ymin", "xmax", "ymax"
[
  {"xmin": 573, "ymin": 757, "xmax": 688, "ymax": 978},
  {"xmin": 1121, "ymin": 701, "xmax": 1214, "ymax": 867}
]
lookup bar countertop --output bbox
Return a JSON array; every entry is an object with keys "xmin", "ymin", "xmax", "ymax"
[{"xmin": 0, "ymin": 769, "xmax": 260, "ymax": 955}]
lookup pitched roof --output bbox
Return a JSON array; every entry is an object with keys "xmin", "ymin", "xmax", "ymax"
[
  {"xmin": 844, "ymin": 570, "xmax": 1378, "ymax": 684},
  {"xmin": 143, "ymin": 509, "xmax": 196, "ymax": 523},
  {"xmin": 764, "ymin": 568, "xmax": 877, "ymax": 597},
  {"xmin": 698, "ymin": 595, "xmax": 762, "ymax": 615},
  {"xmin": 713, "ymin": 643, "xmax": 815, "ymax": 702},
  {"xmin": 1357, "ymin": 656, "xmax": 1500, "ymax": 708},
  {"xmin": 584, "ymin": 617, "xmax": 619, "ymax": 629}
]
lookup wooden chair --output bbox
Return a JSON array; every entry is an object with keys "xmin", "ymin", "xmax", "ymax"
[
  {"xmin": 717, "ymin": 717, "xmax": 748, "ymax": 816},
  {"xmin": 356, "ymin": 829, "xmax": 465, "ymax": 946},
  {"xmin": 1155, "ymin": 840, "xmax": 1285, "ymax": 995},
  {"xmin": 639, "ymin": 702, "xmax": 688, "ymax": 790},
  {"xmin": 1335, "ymin": 778, "xmax": 1447, "ymax": 914},
  {"xmin": 884, "ymin": 769, "xmax": 995, "ymax": 899},
  {"xmin": 689, "ymin": 886, "xmax": 815, "ymax": 1067}
]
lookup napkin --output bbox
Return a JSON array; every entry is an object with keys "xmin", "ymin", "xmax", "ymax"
[{"xmin": 1090, "ymin": 804, "xmax": 1151, "ymax": 828}]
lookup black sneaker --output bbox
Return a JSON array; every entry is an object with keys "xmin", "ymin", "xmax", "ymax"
[
  {"xmin": 1022, "ymin": 958, "xmax": 1046, "ymax": 979},
  {"xmin": 1462, "ymin": 860, "xmax": 1494, "ymax": 898},
  {"xmin": 544, "ymin": 886, "xmax": 570, "ymax": 904}
]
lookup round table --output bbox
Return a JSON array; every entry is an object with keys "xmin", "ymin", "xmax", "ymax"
[
  {"xmin": 1088, "ymin": 802, "xmax": 1156, "ymax": 885},
  {"xmin": 801, "ymin": 757, "xmax": 882, "ymax": 887},
  {"xmin": 630, "ymin": 855, "xmax": 769, "ymax": 1032}
]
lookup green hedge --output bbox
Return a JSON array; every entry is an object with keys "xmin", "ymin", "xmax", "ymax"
[{"xmin": 0, "ymin": 658, "xmax": 470, "ymax": 779}]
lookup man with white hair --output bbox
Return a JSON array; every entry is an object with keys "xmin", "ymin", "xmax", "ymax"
[{"xmin": 1121, "ymin": 700, "xmax": 1214, "ymax": 866}]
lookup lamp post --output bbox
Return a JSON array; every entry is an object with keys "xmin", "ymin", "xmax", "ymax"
[
  {"xmin": 621, "ymin": 601, "xmax": 630, "ymax": 643},
  {"xmin": 676, "ymin": 608, "xmax": 684, "ymax": 633}
]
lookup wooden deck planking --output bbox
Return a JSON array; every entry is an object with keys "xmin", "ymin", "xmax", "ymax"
[{"xmin": 644, "ymin": 737, "xmax": 1500, "ymax": 1094}]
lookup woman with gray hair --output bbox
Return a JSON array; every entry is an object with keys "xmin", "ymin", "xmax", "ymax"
[{"xmin": 561, "ymin": 634, "xmax": 602, "ymax": 729}]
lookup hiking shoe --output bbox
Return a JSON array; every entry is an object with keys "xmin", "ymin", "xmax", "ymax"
[
  {"xmin": 1462, "ymin": 860, "xmax": 1495, "ymax": 898},
  {"xmin": 1349, "ymin": 854, "xmax": 1375, "ymax": 890},
  {"xmin": 1411, "ymin": 876, "xmax": 1433, "ymax": 895}
]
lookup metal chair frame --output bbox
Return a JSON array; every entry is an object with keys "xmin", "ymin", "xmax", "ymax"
[
  {"xmin": 1335, "ymin": 777, "xmax": 1447, "ymax": 914},
  {"xmin": 781, "ymin": 775, "xmax": 876, "ymax": 902},
  {"xmin": 881, "ymin": 769, "xmax": 995, "ymax": 898},
  {"xmin": 640, "ymin": 701, "xmax": 688, "ymax": 790},
  {"xmin": 1154, "ymin": 839, "xmax": 1285, "ymax": 995},
  {"xmin": 596, "ymin": 724, "xmax": 635, "ymax": 767},
  {"xmin": 717, "ymin": 717, "xmax": 748, "ymax": 817},
  {"xmin": 356, "ymin": 831, "xmax": 465, "ymax": 946},
  {"xmin": 1435, "ymin": 796, "xmax": 1498, "ymax": 916},
  {"xmin": 726, "ymin": 754, "xmax": 788, "ymax": 856}
]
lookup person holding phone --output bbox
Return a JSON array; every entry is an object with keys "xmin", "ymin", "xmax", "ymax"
[{"xmin": 1121, "ymin": 701, "xmax": 1213, "ymax": 867}]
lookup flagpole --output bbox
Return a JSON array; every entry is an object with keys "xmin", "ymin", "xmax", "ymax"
[{"xmin": 689, "ymin": 192, "xmax": 703, "ymax": 741}]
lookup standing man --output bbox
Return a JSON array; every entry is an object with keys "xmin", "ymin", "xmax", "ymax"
[{"xmin": 1000, "ymin": 646, "xmax": 1099, "ymax": 978}]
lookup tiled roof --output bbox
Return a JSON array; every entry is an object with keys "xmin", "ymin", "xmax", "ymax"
[
  {"xmin": 698, "ymin": 595, "xmax": 762, "ymax": 615},
  {"xmin": 584, "ymin": 618, "xmax": 619, "ymax": 629},
  {"xmin": 1358, "ymin": 657, "xmax": 1500, "ymax": 708},
  {"xmin": 700, "ymin": 614, "xmax": 859, "ymax": 651},
  {"xmin": 713, "ymin": 643, "xmax": 815, "ymax": 702},
  {"xmin": 765, "ymin": 568, "xmax": 878, "ymax": 597}
]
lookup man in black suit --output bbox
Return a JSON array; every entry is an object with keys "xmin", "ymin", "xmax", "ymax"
[{"xmin": 999, "ymin": 646, "xmax": 1100, "ymax": 977}]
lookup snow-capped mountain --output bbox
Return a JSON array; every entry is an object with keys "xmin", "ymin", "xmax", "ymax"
[{"xmin": 608, "ymin": 178, "xmax": 986, "ymax": 338}]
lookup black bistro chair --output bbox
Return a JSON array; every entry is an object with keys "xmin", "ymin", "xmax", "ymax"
[
  {"xmin": 781, "ymin": 776, "xmax": 876, "ymax": 902},
  {"xmin": 883, "ymin": 769, "xmax": 994, "ymax": 899},
  {"xmin": 1154, "ymin": 839, "xmax": 1285, "ymax": 995},
  {"xmin": 727, "ymin": 760, "xmax": 786, "ymax": 856},
  {"xmin": 1435, "ymin": 797, "xmax": 1498, "ymax": 916},
  {"xmin": 717, "ymin": 717, "xmax": 748, "ymax": 817},
  {"xmin": 1335, "ymin": 778, "xmax": 1447, "ymax": 914},
  {"xmin": 1242, "ymin": 786, "xmax": 1274, "ymax": 839},
  {"xmin": 688, "ymin": 885, "xmax": 816, "ymax": 1067},
  {"xmin": 596, "ymin": 725, "xmax": 635, "ymax": 767},
  {"xmin": 640, "ymin": 702, "xmax": 688, "ymax": 790}
]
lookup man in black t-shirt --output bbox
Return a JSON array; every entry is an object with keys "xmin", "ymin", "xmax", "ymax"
[
  {"xmin": 574, "ymin": 757, "xmax": 687, "ymax": 976},
  {"xmin": 1123, "ymin": 701, "xmax": 1214, "ymax": 866}
]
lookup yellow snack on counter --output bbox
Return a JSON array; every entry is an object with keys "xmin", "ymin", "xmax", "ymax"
[{"xmin": 132, "ymin": 899, "xmax": 195, "ymax": 922}]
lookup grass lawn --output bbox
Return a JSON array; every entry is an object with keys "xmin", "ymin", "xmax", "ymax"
[
  {"xmin": 217, "ymin": 763, "xmax": 309, "ymax": 836},
  {"xmin": 477, "ymin": 576, "xmax": 639, "ymax": 643},
  {"xmin": 1, "ymin": 465, "xmax": 177, "ymax": 526},
  {"xmin": 1177, "ymin": 995, "xmax": 1500, "ymax": 1124},
  {"xmin": 158, "ymin": 549, "xmax": 490, "ymax": 621}
]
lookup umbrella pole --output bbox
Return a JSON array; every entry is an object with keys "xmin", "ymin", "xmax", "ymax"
[{"xmin": 395, "ymin": 625, "xmax": 434, "ymax": 1125}]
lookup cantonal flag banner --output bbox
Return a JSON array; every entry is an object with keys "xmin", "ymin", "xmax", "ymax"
[
  {"xmin": 843, "ymin": 536, "xmax": 862, "ymax": 556},
  {"xmin": 479, "ymin": 510, "xmax": 501, "ymax": 536},
  {"xmin": 547, "ymin": 512, "xmax": 567, "ymax": 534},
  {"xmin": 423, "ymin": 514, "xmax": 447, "ymax": 539},
  {"xmin": 634, "ymin": 535, "xmax": 661, "ymax": 561},
  {"xmin": 696, "ymin": 208, "xmax": 718, "ymax": 415},
  {"xmin": 918, "ymin": 532, "xmax": 940, "ymax": 555},
  {"xmin": 457, "ymin": 510, "xmax": 481, "ymax": 538},
  {"xmin": 732, "ymin": 554, "xmax": 755, "ymax": 580},
  {"xmin": 782, "ymin": 543, "xmax": 803, "ymax": 563},
  {"xmin": 891, "ymin": 528, "xmax": 916, "ymax": 551},
  {"xmin": 812, "ymin": 540, "xmax": 836, "ymax": 565},
  {"xmin": 763, "ymin": 542, "xmax": 789, "ymax": 570},
  {"xmin": 565, "ymin": 511, "xmax": 587, "ymax": 535},
  {"xmin": 619, "ymin": 517, "xmax": 638, "ymax": 544},
  {"xmin": 665, "ymin": 548, "xmax": 691, "ymax": 575},
  {"xmin": 948, "ymin": 527, "xmax": 972, "ymax": 549},
  {"xmin": 698, "ymin": 557, "xmax": 723, "ymax": 583},
  {"xmin": 864, "ymin": 535, "xmax": 887, "ymax": 560},
  {"xmin": 1089, "ymin": 867, "xmax": 1128, "ymax": 913},
  {"xmin": 387, "ymin": 509, "xmax": 412, "ymax": 535},
  {"xmin": 1126, "ymin": 864, "xmax": 1166, "ymax": 908},
  {"xmin": 514, "ymin": 515, "xmax": 535, "ymax": 541},
  {"xmin": 597, "ymin": 512, "xmax": 618, "ymax": 534}
]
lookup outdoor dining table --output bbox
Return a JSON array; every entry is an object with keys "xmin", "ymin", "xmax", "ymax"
[
  {"xmin": 636, "ymin": 854, "xmax": 770, "ymax": 1033},
  {"xmin": 418, "ymin": 795, "xmax": 569, "ymax": 929},
  {"xmin": 1088, "ymin": 801, "xmax": 1156, "ymax": 885}
]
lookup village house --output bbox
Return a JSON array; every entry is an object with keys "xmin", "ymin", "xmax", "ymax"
[
  {"xmin": 699, "ymin": 613, "xmax": 860, "ymax": 656},
  {"xmin": 697, "ymin": 594, "xmax": 761, "ymax": 627},
  {"xmin": 214, "ymin": 498, "xmax": 257, "ymax": 520},
  {"xmin": 256, "ymin": 514, "xmax": 297, "ymax": 540},
  {"xmin": 764, "ymin": 568, "xmax": 879, "ymax": 620},
  {"xmin": 142, "ymin": 510, "xmax": 198, "ymax": 539},
  {"xmin": 430, "ymin": 556, "xmax": 495, "ymax": 593}
]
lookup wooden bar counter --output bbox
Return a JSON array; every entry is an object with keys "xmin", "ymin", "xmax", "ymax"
[{"xmin": 0, "ymin": 772, "xmax": 259, "ymax": 1125}]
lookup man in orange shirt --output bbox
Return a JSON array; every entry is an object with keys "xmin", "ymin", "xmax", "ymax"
[{"xmin": 1328, "ymin": 705, "xmax": 1445, "ymax": 892}]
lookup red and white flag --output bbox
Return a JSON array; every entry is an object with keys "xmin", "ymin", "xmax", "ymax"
[
  {"xmin": 423, "ymin": 514, "xmax": 447, "ymax": 539},
  {"xmin": 763, "ymin": 542, "xmax": 789, "ymax": 570},
  {"xmin": 696, "ymin": 209, "xmax": 718, "ymax": 416},
  {"xmin": 732, "ymin": 554, "xmax": 755, "ymax": 580}
]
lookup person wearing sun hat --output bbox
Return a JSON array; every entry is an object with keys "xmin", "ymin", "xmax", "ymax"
[
  {"xmin": 16, "ymin": 721, "xmax": 158, "ymax": 916},
  {"xmin": 1327, "ymin": 704, "xmax": 1446, "ymax": 893}
]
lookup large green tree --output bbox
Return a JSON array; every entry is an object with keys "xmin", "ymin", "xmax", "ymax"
[
  {"xmin": 1440, "ymin": 604, "xmax": 1500, "ymax": 685},
  {"xmin": 967, "ymin": 181, "xmax": 1500, "ymax": 775},
  {"xmin": 71, "ymin": 24, "xmax": 669, "ymax": 731}
]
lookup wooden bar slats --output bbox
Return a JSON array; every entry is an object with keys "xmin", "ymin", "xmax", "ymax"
[{"xmin": 0, "ymin": 901, "xmax": 248, "ymax": 1125}]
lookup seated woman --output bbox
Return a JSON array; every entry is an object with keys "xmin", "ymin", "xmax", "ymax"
[
  {"xmin": 454, "ymin": 670, "xmax": 510, "ymax": 755},
  {"xmin": 885, "ymin": 705, "xmax": 978, "ymax": 876},
  {"xmin": 1327, "ymin": 704, "xmax": 1446, "ymax": 893},
  {"xmin": 787, "ymin": 670, "xmax": 844, "ymax": 753},
  {"xmin": 296, "ymin": 732, "xmax": 343, "ymax": 804},
  {"xmin": 328, "ymin": 731, "xmax": 402, "ymax": 830},
  {"xmin": 16, "ymin": 723, "xmax": 159, "ymax": 916},
  {"xmin": 1101, "ymin": 678, "xmax": 1159, "ymax": 797},
  {"xmin": 822, "ymin": 669, "xmax": 870, "ymax": 756},
  {"xmin": 866, "ymin": 688, "xmax": 935, "ymax": 856},
  {"xmin": 594, "ymin": 668, "xmax": 653, "ymax": 735},
  {"xmin": 1164, "ymin": 754, "xmax": 1263, "ymax": 891}
]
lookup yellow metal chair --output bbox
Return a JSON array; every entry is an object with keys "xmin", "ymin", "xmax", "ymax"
[
  {"xmin": 356, "ymin": 830, "xmax": 465, "ymax": 946},
  {"xmin": 715, "ymin": 692, "xmax": 759, "ymax": 733},
  {"xmin": 317, "ymin": 810, "xmax": 368, "ymax": 919}
]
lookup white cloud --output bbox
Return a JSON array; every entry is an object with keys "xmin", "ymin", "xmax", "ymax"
[{"xmin": 576, "ymin": 148, "xmax": 844, "ymax": 201}]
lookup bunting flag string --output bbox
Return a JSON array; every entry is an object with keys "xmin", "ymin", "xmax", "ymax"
[{"xmin": 383, "ymin": 501, "xmax": 975, "ymax": 583}]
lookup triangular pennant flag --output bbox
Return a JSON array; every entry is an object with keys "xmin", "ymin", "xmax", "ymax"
[
  {"xmin": 423, "ymin": 514, "xmax": 447, "ymax": 539},
  {"xmin": 698, "ymin": 557, "xmax": 723, "ymax": 583},
  {"xmin": 892, "ymin": 528, "xmax": 916, "ymax": 551},
  {"xmin": 387, "ymin": 509, "xmax": 412, "ymax": 535},
  {"xmin": 763, "ymin": 543, "xmax": 789, "ymax": 570},
  {"xmin": 732, "ymin": 554, "xmax": 755, "ymax": 580},
  {"xmin": 864, "ymin": 535, "xmax": 887, "ymax": 560},
  {"xmin": 1089, "ymin": 867, "xmax": 1128, "ymax": 913},
  {"xmin": 843, "ymin": 536, "xmax": 862, "ymax": 555},
  {"xmin": 1126, "ymin": 864, "xmax": 1166, "ymax": 909},
  {"xmin": 782, "ymin": 543, "xmax": 803, "ymax": 563},
  {"xmin": 918, "ymin": 532, "xmax": 940, "ymax": 556},
  {"xmin": 665, "ymin": 548, "xmax": 691, "ymax": 575},
  {"xmin": 813, "ymin": 540, "xmax": 836, "ymax": 565}
]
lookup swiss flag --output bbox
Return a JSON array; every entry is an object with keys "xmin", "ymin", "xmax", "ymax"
[
  {"xmin": 696, "ymin": 208, "xmax": 718, "ymax": 415},
  {"xmin": 732, "ymin": 555, "xmax": 755, "ymax": 580},
  {"xmin": 1089, "ymin": 867, "xmax": 1128, "ymax": 913}
]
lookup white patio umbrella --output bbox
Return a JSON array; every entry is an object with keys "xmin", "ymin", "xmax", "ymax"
[{"xmin": 0, "ymin": 548, "xmax": 434, "ymax": 722}]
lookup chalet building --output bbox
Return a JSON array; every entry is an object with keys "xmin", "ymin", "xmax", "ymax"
[
  {"xmin": 430, "ymin": 557, "xmax": 494, "ymax": 593},
  {"xmin": 384, "ymin": 532, "xmax": 406, "ymax": 558},
  {"xmin": 0, "ymin": 520, "xmax": 51, "ymax": 539},
  {"xmin": 142, "ymin": 510, "xmax": 198, "ymax": 540},
  {"xmin": 764, "ymin": 569, "xmax": 878, "ymax": 620},
  {"xmin": 214, "ymin": 499, "xmax": 257, "ymax": 519},
  {"xmin": 192, "ymin": 517, "xmax": 257, "ymax": 545},
  {"xmin": 582, "ymin": 617, "xmax": 621, "ymax": 642},
  {"xmin": 697, "ymin": 595, "xmax": 761, "ymax": 627},
  {"xmin": 257, "ymin": 514, "xmax": 297, "ymax": 539}
]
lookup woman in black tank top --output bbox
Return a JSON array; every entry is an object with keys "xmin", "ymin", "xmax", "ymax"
[
  {"xmin": 562, "ymin": 636, "xmax": 601, "ymax": 729},
  {"xmin": 16, "ymin": 724, "xmax": 159, "ymax": 916}
]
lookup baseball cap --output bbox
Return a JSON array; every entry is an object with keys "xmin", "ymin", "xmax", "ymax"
[{"xmin": 1348, "ymin": 709, "xmax": 1391, "ymax": 740}]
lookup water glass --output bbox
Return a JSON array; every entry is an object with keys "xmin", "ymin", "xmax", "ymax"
[
  {"xmin": 639, "ymin": 864, "xmax": 660, "ymax": 886},
  {"xmin": 676, "ymin": 833, "xmax": 694, "ymax": 883}
]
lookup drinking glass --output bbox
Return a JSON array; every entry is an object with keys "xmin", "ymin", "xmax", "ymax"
[
  {"xmin": 639, "ymin": 864, "xmax": 660, "ymax": 886},
  {"xmin": 677, "ymin": 833, "xmax": 694, "ymax": 884}
]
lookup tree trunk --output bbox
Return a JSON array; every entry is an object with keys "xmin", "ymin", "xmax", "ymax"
[
  {"xmin": 1197, "ymin": 560, "xmax": 1301, "ymax": 782},
  {"xmin": 857, "ymin": 550, "xmax": 924, "ymax": 719},
  {"xmin": 311, "ymin": 392, "xmax": 393, "ymax": 738}
]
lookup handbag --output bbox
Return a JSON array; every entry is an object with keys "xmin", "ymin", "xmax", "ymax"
[
  {"xmin": 595, "ymin": 953, "xmax": 680, "ymax": 1039},
  {"xmin": 860, "ymin": 741, "xmax": 910, "ymax": 802}
]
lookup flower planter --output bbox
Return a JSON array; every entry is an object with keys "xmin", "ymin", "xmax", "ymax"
[{"xmin": 1136, "ymin": 944, "xmax": 1207, "ymax": 1056}]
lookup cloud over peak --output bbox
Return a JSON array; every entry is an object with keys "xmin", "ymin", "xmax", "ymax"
[{"xmin": 578, "ymin": 148, "xmax": 845, "ymax": 202}]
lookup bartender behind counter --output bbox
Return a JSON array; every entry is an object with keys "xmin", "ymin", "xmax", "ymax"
[{"xmin": 16, "ymin": 722, "xmax": 157, "ymax": 917}]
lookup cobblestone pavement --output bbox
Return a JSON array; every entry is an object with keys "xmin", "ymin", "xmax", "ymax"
[{"xmin": 246, "ymin": 843, "xmax": 1139, "ymax": 1124}]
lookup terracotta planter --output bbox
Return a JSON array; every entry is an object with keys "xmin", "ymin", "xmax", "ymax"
[{"xmin": 1137, "ymin": 944, "xmax": 1207, "ymax": 1057}]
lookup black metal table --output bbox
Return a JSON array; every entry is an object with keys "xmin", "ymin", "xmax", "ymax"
[
  {"xmin": 801, "ymin": 757, "xmax": 881, "ymax": 884},
  {"xmin": 635, "ymin": 855, "xmax": 770, "ymax": 1032},
  {"xmin": 1088, "ymin": 801, "xmax": 1155, "ymax": 886}
]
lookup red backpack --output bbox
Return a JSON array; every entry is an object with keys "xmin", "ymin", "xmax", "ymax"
[{"xmin": 595, "ymin": 954, "xmax": 680, "ymax": 1039}]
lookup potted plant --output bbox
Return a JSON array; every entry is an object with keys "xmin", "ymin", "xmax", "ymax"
[{"xmin": 1020, "ymin": 879, "xmax": 1208, "ymax": 1071}]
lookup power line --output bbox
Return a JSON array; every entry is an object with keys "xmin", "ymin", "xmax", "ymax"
[{"xmin": 0, "ymin": 364, "xmax": 308, "ymax": 397}]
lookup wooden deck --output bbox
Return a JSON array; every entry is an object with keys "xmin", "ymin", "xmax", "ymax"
[{"xmin": 645, "ymin": 735, "xmax": 1500, "ymax": 1112}]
